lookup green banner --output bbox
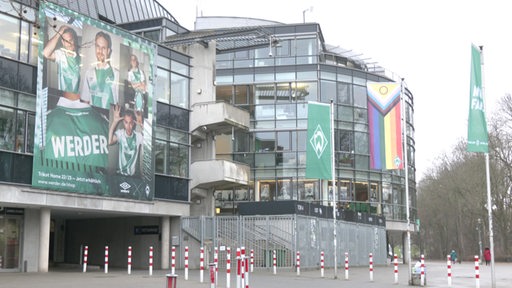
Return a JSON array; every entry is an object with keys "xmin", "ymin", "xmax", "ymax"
[
  {"xmin": 306, "ymin": 102, "xmax": 332, "ymax": 179},
  {"xmin": 467, "ymin": 44, "xmax": 488, "ymax": 153},
  {"xmin": 32, "ymin": 2, "xmax": 156, "ymax": 200}
]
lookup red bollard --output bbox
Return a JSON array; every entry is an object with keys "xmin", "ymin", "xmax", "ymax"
[
  {"xmin": 166, "ymin": 274, "xmax": 178, "ymax": 288},
  {"xmin": 209, "ymin": 263, "xmax": 216, "ymax": 288}
]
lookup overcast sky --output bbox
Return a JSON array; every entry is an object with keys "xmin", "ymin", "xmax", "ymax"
[{"xmin": 160, "ymin": 0, "xmax": 512, "ymax": 181}]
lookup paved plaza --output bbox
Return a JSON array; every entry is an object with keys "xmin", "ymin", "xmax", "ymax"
[{"xmin": 0, "ymin": 260, "xmax": 510, "ymax": 288}]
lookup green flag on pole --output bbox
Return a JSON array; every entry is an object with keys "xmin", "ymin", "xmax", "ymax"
[
  {"xmin": 306, "ymin": 102, "xmax": 332, "ymax": 179},
  {"xmin": 467, "ymin": 44, "xmax": 489, "ymax": 153}
]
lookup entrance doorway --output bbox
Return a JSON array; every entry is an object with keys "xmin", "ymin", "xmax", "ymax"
[{"xmin": 0, "ymin": 214, "xmax": 22, "ymax": 271}]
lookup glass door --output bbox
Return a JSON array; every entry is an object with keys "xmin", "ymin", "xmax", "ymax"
[{"xmin": 0, "ymin": 215, "xmax": 21, "ymax": 271}]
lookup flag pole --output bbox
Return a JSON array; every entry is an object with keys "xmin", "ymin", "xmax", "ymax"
[
  {"xmin": 330, "ymin": 99, "xmax": 337, "ymax": 279},
  {"xmin": 479, "ymin": 45, "xmax": 496, "ymax": 288},
  {"xmin": 401, "ymin": 78, "xmax": 412, "ymax": 283}
]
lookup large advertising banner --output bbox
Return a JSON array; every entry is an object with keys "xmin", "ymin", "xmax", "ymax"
[{"xmin": 32, "ymin": 2, "xmax": 156, "ymax": 200}]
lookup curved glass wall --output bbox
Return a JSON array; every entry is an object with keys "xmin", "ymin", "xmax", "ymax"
[{"xmin": 214, "ymin": 29, "xmax": 416, "ymax": 221}]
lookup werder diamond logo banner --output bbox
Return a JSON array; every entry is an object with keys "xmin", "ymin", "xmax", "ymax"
[{"xmin": 306, "ymin": 102, "xmax": 332, "ymax": 179}]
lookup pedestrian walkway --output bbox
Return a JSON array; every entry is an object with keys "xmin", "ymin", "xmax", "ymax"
[{"xmin": 0, "ymin": 261, "xmax": 510, "ymax": 288}]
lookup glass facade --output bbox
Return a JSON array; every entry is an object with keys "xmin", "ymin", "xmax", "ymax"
[
  {"xmin": 213, "ymin": 24, "xmax": 416, "ymax": 221},
  {"xmin": 0, "ymin": 1, "xmax": 191, "ymax": 202}
]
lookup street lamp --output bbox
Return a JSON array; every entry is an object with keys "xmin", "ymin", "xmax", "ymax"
[
  {"xmin": 302, "ymin": 7, "xmax": 313, "ymax": 23},
  {"xmin": 477, "ymin": 218, "xmax": 483, "ymax": 263}
]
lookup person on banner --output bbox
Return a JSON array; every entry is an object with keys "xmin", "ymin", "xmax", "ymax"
[
  {"xmin": 43, "ymin": 25, "xmax": 81, "ymax": 95},
  {"xmin": 109, "ymin": 105, "xmax": 143, "ymax": 176},
  {"xmin": 82, "ymin": 31, "xmax": 119, "ymax": 109},
  {"xmin": 127, "ymin": 54, "xmax": 146, "ymax": 124}
]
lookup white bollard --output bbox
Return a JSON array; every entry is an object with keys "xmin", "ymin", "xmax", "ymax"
[
  {"xmin": 127, "ymin": 246, "xmax": 132, "ymax": 275},
  {"xmin": 272, "ymin": 250, "xmax": 277, "ymax": 275},
  {"xmin": 447, "ymin": 255, "xmax": 452, "ymax": 287},
  {"xmin": 475, "ymin": 255, "xmax": 480, "ymax": 288},
  {"xmin": 420, "ymin": 254, "xmax": 425, "ymax": 286},
  {"xmin": 184, "ymin": 246, "xmax": 189, "ymax": 280},
  {"xmin": 394, "ymin": 254, "xmax": 398, "ymax": 284},
  {"xmin": 296, "ymin": 251, "xmax": 300, "ymax": 276},
  {"xmin": 200, "ymin": 247, "xmax": 205, "ymax": 283},
  {"xmin": 104, "ymin": 246, "xmax": 109, "ymax": 274},
  {"xmin": 344, "ymin": 252, "xmax": 349, "ymax": 280},
  {"xmin": 149, "ymin": 246, "xmax": 153, "ymax": 276},
  {"xmin": 250, "ymin": 249, "xmax": 254, "ymax": 273},
  {"xmin": 171, "ymin": 246, "xmax": 176, "ymax": 275},
  {"xmin": 226, "ymin": 247, "xmax": 231, "ymax": 288},
  {"xmin": 83, "ymin": 246, "xmax": 88, "ymax": 273},
  {"xmin": 320, "ymin": 251, "xmax": 324, "ymax": 278},
  {"xmin": 369, "ymin": 253, "xmax": 373, "ymax": 282}
]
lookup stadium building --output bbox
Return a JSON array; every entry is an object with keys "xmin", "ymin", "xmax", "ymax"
[{"xmin": 0, "ymin": 0, "xmax": 416, "ymax": 272}]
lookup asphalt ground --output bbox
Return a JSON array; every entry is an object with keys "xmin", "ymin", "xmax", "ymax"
[{"xmin": 0, "ymin": 260, "xmax": 510, "ymax": 288}]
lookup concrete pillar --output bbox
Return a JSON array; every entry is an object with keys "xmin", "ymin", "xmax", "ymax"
[
  {"xmin": 38, "ymin": 208, "xmax": 51, "ymax": 272},
  {"xmin": 161, "ymin": 216, "xmax": 170, "ymax": 269},
  {"xmin": 402, "ymin": 231, "xmax": 409, "ymax": 264}
]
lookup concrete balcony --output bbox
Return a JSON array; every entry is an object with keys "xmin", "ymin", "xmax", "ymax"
[
  {"xmin": 190, "ymin": 101, "xmax": 250, "ymax": 139},
  {"xmin": 190, "ymin": 159, "xmax": 250, "ymax": 190}
]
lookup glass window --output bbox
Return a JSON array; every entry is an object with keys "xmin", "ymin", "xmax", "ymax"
[
  {"xmin": 170, "ymin": 106, "xmax": 189, "ymax": 131},
  {"xmin": 154, "ymin": 139, "xmax": 167, "ymax": 174},
  {"xmin": 169, "ymin": 143, "xmax": 188, "ymax": 178},
  {"xmin": 0, "ymin": 106, "xmax": 15, "ymax": 151},
  {"xmin": 170, "ymin": 129, "xmax": 188, "ymax": 144},
  {"xmin": 275, "ymin": 83, "xmax": 291, "ymax": 103},
  {"xmin": 255, "ymin": 73, "xmax": 274, "ymax": 82},
  {"xmin": 320, "ymin": 80, "xmax": 336, "ymax": 102},
  {"xmin": 295, "ymin": 131, "xmax": 307, "ymax": 151},
  {"xmin": 0, "ymin": 90, "xmax": 16, "ymax": 106},
  {"xmin": 0, "ymin": 58, "xmax": 19, "ymax": 91},
  {"xmin": 216, "ymin": 85, "xmax": 232, "ymax": 104},
  {"xmin": 337, "ymin": 82, "xmax": 352, "ymax": 104},
  {"xmin": 255, "ymin": 132, "xmax": 275, "ymax": 152},
  {"xmin": 15, "ymin": 111, "xmax": 25, "ymax": 153},
  {"xmin": 172, "ymin": 60, "xmax": 188, "ymax": 76},
  {"xmin": 18, "ymin": 63, "xmax": 35, "ymax": 94},
  {"xmin": 156, "ymin": 68, "xmax": 170, "ymax": 103},
  {"xmin": 157, "ymin": 56, "xmax": 171, "ymax": 70},
  {"xmin": 170, "ymin": 72, "xmax": 188, "ymax": 109},
  {"xmin": 156, "ymin": 102, "xmax": 170, "ymax": 127},
  {"xmin": 353, "ymin": 85, "xmax": 367, "ymax": 108},
  {"xmin": 26, "ymin": 113, "xmax": 34, "ymax": 153},
  {"xmin": 234, "ymin": 85, "xmax": 251, "ymax": 105},
  {"xmin": 354, "ymin": 107, "xmax": 367, "ymax": 123},
  {"xmin": 0, "ymin": 14, "xmax": 19, "ymax": 60},
  {"xmin": 354, "ymin": 131, "xmax": 369, "ymax": 154},
  {"xmin": 18, "ymin": 93, "xmax": 36, "ymax": 111},
  {"xmin": 276, "ymin": 131, "xmax": 291, "ymax": 151},
  {"xmin": 338, "ymin": 130, "xmax": 353, "ymax": 152},
  {"xmin": 338, "ymin": 105, "xmax": 353, "ymax": 122},
  {"xmin": 275, "ymin": 103, "xmax": 296, "ymax": 121},
  {"xmin": 296, "ymin": 38, "xmax": 317, "ymax": 56},
  {"xmin": 295, "ymin": 81, "xmax": 317, "ymax": 102},
  {"xmin": 254, "ymin": 104, "xmax": 274, "ymax": 120},
  {"xmin": 255, "ymin": 84, "xmax": 274, "ymax": 104}
]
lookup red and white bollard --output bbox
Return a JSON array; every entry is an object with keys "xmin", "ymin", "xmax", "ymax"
[
  {"xmin": 209, "ymin": 263, "xmax": 216, "ymax": 288},
  {"xmin": 447, "ymin": 255, "xmax": 452, "ymax": 287},
  {"xmin": 475, "ymin": 255, "xmax": 480, "ymax": 288},
  {"xmin": 320, "ymin": 251, "xmax": 325, "ymax": 278},
  {"xmin": 171, "ymin": 246, "xmax": 176, "ymax": 275},
  {"xmin": 272, "ymin": 250, "xmax": 277, "ymax": 275},
  {"xmin": 226, "ymin": 247, "xmax": 231, "ymax": 288},
  {"xmin": 127, "ymin": 246, "xmax": 132, "ymax": 275},
  {"xmin": 214, "ymin": 247, "xmax": 219, "ymax": 287},
  {"xmin": 394, "ymin": 254, "xmax": 398, "ymax": 284},
  {"xmin": 236, "ymin": 248, "xmax": 241, "ymax": 288},
  {"xmin": 149, "ymin": 246, "xmax": 153, "ymax": 276},
  {"xmin": 241, "ymin": 247, "xmax": 246, "ymax": 288},
  {"xmin": 104, "ymin": 246, "xmax": 109, "ymax": 274},
  {"xmin": 344, "ymin": 252, "xmax": 349, "ymax": 280},
  {"xmin": 296, "ymin": 251, "xmax": 300, "ymax": 276},
  {"xmin": 184, "ymin": 246, "xmax": 189, "ymax": 280},
  {"xmin": 369, "ymin": 253, "xmax": 374, "ymax": 282},
  {"xmin": 200, "ymin": 247, "xmax": 205, "ymax": 283},
  {"xmin": 250, "ymin": 249, "xmax": 254, "ymax": 273},
  {"xmin": 420, "ymin": 254, "xmax": 425, "ymax": 286},
  {"xmin": 244, "ymin": 249, "xmax": 249, "ymax": 288},
  {"xmin": 83, "ymin": 246, "xmax": 88, "ymax": 273}
]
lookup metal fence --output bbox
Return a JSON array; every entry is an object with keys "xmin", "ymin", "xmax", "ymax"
[{"xmin": 181, "ymin": 214, "xmax": 386, "ymax": 270}]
